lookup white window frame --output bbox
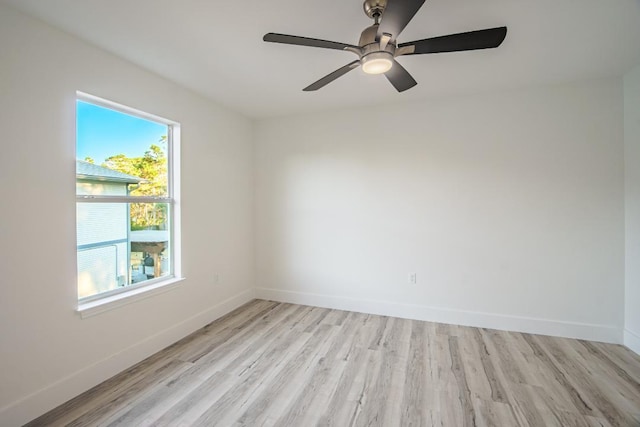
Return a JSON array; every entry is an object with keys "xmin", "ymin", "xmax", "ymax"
[{"xmin": 76, "ymin": 92, "xmax": 182, "ymax": 317}]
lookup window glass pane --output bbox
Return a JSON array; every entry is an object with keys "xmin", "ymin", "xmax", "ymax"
[
  {"xmin": 76, "ymin": 100, "xmax": 169, "ymax": 197},
  {"xmin": 78, "ymin": 246, "xmax": 120, "ymax": 299},
  {"xmin": 76, "ymin": 202, "xmax": 171, "ymax": 299},
  {"xmin": 77, "ymin": 202, "xmax": 130, "ymax": 298},
  {"xmin": 130, "ymin": 203, "xmax": 171, "ymax": 285}
]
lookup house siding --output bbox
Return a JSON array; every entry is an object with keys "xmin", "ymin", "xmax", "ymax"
[{"xmin": 76, "ymin": 179, "xmax": 130, "ymax": 297}]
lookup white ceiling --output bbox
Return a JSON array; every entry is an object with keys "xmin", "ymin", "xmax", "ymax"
[{"xmin": 3, "ymin": 0, "xmax": 640, "ymax": 119}]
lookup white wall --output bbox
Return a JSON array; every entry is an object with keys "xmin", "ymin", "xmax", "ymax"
[
  {"xmin": 254, "ymin": 79, "xmax": 625, "ymax": 344},
  {"xmin": 625, "ymin": 65, "xmax": 640, "ymax": 355},
  {"xmin": 0, "ymin": 5, "xmax": 254, "ymax": 426}
]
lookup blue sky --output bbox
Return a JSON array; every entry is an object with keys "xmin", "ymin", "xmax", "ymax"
[{"xmin": 76, "ymin": 100, "xmax": 167, "ymax": 164}]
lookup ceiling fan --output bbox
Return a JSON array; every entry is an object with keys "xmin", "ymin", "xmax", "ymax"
[{"xmin": 263, "ymin": 0, "xmax": 507, "ymax": 92}]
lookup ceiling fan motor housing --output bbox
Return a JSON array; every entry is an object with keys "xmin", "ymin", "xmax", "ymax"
[{"xmin": 359, "ymin": 24, "xmax": 395, "ymax": 56}]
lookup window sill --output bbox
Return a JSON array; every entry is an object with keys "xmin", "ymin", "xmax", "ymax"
[{"xmin": 77, "ymin": 277, "xmax": 185, "ymax": 319}]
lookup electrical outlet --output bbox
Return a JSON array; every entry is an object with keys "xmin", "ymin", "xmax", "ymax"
[{"xmin": 409, "ymin": 273, "xmax": 417, "ymax": 284}]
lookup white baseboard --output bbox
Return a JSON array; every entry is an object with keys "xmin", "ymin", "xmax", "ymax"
[
  {"xmin": 255, "ymin": 287, "xmax": 622, "ymax": 344},
  {"xmin": 624, "ymin": 329, "xmax": 640, "ymax": 355},
  {"xmin": 0, "ymin": 288, "xmax": 255, "ymax": 427}
]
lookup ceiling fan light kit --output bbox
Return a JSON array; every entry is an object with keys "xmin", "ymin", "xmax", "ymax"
[
  {"xmin": 361, "ymin": 51, "xmax": 393, "ymax": 74},
  {"xmin": 263, "ymin": 0, "xmax": 507, "ymax": 92}
]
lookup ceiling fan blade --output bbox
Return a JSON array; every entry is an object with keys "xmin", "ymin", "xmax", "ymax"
[
  {"xmin": 384, "ymin": 60, "xmax": 417, "ymax": 92},
  {"xmin": 263, "ymin": 33, "xmax": 358, "ymax": 51},
  {"xmin": 398, "ymin": 27, "xmax": 507, "ymax": 55},
  {"xmin": 377, "ymin": 0, "xmax": 425, "ymax": 42},
  {"xmin": 303, "ymin": 60, "xmax": 361, "ymax": 91}
]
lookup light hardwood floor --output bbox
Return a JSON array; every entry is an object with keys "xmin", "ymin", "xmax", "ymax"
[{"xmin": 26, "ymin": 300, "xmax": 640, "ymax": 426}]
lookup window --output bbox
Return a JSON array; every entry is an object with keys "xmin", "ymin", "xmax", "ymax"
[{"xmin": 76, "ymin": 93, "xmax": 180, "ymax": 304}]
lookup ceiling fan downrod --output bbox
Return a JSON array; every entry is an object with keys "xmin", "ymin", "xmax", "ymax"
[{"xmin": 363, "ymin": 0, "xmax": 386, "ymax": 24}]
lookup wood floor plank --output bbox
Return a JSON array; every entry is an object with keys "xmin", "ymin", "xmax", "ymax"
[
  {"xmin": 318, "ymin": 318, "xmax": 384, "ymax": 426},
  {"xmin": 484, "ymin": 329, "xmax": 531, "ymax": 385},
  {"xmin": 235, "ymin": 323, "xmax": 339, "ymax": 426},
  {"xmin": 399, "ymin": 320, "xmax": 435, "ymax": 427},
  {"xmin": 25, "ymin": 300, "xmax": 640, "ymax": 427},
  {"xmin": 538, "ymin": 335, "xmax": 635, "ymax": 427},
  {"xmin": 355, "ymin": 317, "xmax": 412, "ymax": 427},
  {"xmin": 472, "ymin": 397, "xmax": 519, "ymax": 427},
  {"xmin": 469, "ymin": 328, "xmax": 510, "ymax": 404},
  {"xmin": 449, "ymin": 336, "xmax": 478, "ymax": 427},
  {"xmin": 521, "ymin": 334, "xmax": 597, "ymax": 417},
  {"xmin": 457, "ymin": 327, "xmax": 496, "ymax": 403},
  {"xmin": 575, "ymin": 340, "xmax": 640, "ymax": 399},
  {"xmin": 431, "ymin": 331, "xmax": 458, "ymax": 393},
  {"xmin": 273, "ymin": 312, "xmax": 373, "ymax": 427}
]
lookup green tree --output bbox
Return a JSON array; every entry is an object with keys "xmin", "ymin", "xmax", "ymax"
[{"xmin": 103, "ymin": 139, "xmax": 168, "ymax": 229}]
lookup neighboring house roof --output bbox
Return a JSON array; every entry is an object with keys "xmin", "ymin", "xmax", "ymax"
[{"xmin": 76, "ymin": 160, "xmax": 142, "ymax": 184}]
